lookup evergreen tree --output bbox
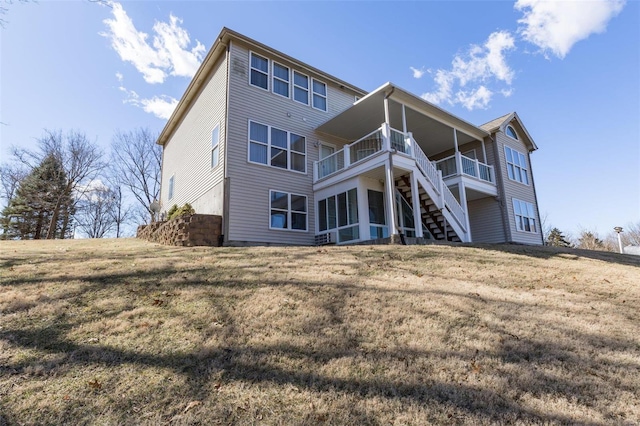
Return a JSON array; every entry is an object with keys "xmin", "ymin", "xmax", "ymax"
[
  {"xmin": 0, "ymin": 155, "xmax": 71, "ymax": 239},
  {"xmin": 546, "ymin": 227, "xmax": 572, "ymax": 247}
]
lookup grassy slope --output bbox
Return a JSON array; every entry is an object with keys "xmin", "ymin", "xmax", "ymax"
[{"xmin": 0, "ymin": 239, "xmax": 638, "ymax": 425}]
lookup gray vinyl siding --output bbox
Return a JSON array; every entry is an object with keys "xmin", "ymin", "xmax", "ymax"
[
  {"xmin": 468, "ymin": 197, "xmax": 505, "ymax": 243},
  {"xmin": 226, "ymin": 41, "xmax": 360, "ymax": 245},
  {"xmin": 495, "ymin": 131, "xmax": 542, "ymax": 245},
  {"xmin": 161, "ymin": 54, "xmax": 228, "ymax": 215}
]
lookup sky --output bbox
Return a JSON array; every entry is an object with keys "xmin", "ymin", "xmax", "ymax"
[{"xmin": 0, "ymin": 0, "xmax": 638, "ymax": 239}]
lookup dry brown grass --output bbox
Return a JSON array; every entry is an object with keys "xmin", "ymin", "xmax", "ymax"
[{"xmin": 0, "ymin": 238, "xmax": 638, "ymax": 425}]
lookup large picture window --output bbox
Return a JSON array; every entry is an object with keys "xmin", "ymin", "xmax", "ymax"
[
  {"xmin": 505, "ymin": 146, "xmax": 529, "ymax": 185},
  {"xmin": 318, "ymin": 188, "xmax": 359, "ymax": 242},
  {"xmin": 250, "ymin": 52, "xmax": 269, "ymax": 90},
  {"xmin": 513, "ymin": 199, "xmax": 537, "ymax": 233},
  {"xmin": 270, "ymin": 190, "xmax": 307, "ymax": 231},
  {"xmin": 248, "ymin": 121, "xmax": 306, "ymax": 173}
]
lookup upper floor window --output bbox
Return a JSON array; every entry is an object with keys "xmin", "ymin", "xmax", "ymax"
[
  {"xmin": 312, "ymin": 79, "xmax": 327, "ymax": 111},
  {"xmin": 248, "ymin": 121, "xmax": 306, "ymax": 173},
  {"xmin": 272, "ymin": 62, "xmax": 290, "ymax": 97},
  {"xmin": 506, "ymin": 125, "xmax": 518, "ymax": 140},
  {"xmin": 250, "ymin": 52, "xmax": 269, "ymax": 90},
  {"xmin": 270, "ymin": 190, "xmax": 307, "ymax": 231},
  {"xmin": 293, "ymin": 71, "xmax": 309, "ymax": 105},
  {"xmin": 211, "ymin": 124, "xmax": 220, "ymax": 168},
  {"xmin": 513, "ymin": 199, "xmax": 537, "ymax": 233},
  {"xmin": 168, "ymin": 175, "xmax": 175, "ymax": 200},
  {"xmin": 505, "ymin": 146, "xmax": 529, "ymax": 185}
]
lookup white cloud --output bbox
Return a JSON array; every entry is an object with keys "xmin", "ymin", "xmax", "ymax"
[
  {"xmin": 101, "ymin": 2, "xmax": 204, "ymax": 84},
  {"xmin": 115, "ymin": 72, "xmax": 123, "ymax": 82},
  {"xmin": 515, "ymin": 0, "xmax": 626, "ymax": 58},
  {"xmin": 117, "ymin": 78, "xmax": 178, "ymax": 120},
  {"xmin": 421, "ymin": 31, "xmax": 515, "ymax": 110},
  {"xmin": 410, "ymin": 66, "xmax": 426, "ymax": 79}
]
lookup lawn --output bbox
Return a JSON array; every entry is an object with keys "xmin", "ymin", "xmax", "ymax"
[{"xmin": 1, "ymin": 238, "xmax": 638, "ymax": 425}]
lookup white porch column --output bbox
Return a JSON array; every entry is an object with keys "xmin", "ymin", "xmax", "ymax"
[
  {"xmin": 453, "ymin": 129, "xmax": 463, "ymax": 176},
  {"xmin": 481, "ymin": 139, "xmax": 488, "ymax": 163},
  {"xmin": 381, "ymin": 122, "xmax": 391, "ymax": 151},
  {"xmin": 383, "ymin": 95, "xmax": 390, "ymax": 125},
  {"xmin": 384, "ymin": 158, "xmax": 398, "ymax": 237},
  {"xmin": 407, "ymin": 131, "xmax": 415, "ymax": 158},
  {"xmin": 401, "ymin": 103, "xmax": 407, "ymax": 133},
  {"xmin": 410, "ymin": 172, "xmax": 423, "ymax": 238},
  {"xmin": 458, "ymin": 181, "xmax": 471, "ymax": 242}
]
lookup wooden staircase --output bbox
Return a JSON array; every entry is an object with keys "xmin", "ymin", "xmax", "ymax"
[{"xmin": 395, "ymin": 175, "xmax": 462, "ymax": 242}]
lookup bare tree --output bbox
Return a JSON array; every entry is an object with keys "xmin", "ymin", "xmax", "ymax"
[
  {"xmin": 75, "ymin": 184, "xmax": 118, "ymax": 238},
  {"xmin": 105, "ymin": 173, "xmax": 133, "ymax": 238},
  {"xmin": 0, "ymin": 0, "xmax": 31, "ymax": 28},
  {"xmin": 0, "ymin": 162, "xmax": 28, "ymax": 204},
  {"xmin": 12, "ymin": 130, "xmax": 105, "ymax": 239},
  {"xmin": 109, "ymin": 128, "xmax": 161, "ymax": 223}
]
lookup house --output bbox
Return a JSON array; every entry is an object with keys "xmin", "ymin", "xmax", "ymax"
[{"xmin": 157, "ymin": 28, "xmax": 544, "ymax": 246}]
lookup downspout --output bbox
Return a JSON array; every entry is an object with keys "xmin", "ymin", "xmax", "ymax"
[
  {"xmin": 222, "ymin": 39, "xmax": 231, "ymax": 246},
  {"xmin": 490, "ymin": 133, "xmax": 512, "ymax": 242}
]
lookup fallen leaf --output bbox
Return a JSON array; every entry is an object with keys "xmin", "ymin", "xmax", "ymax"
[
  {"xmin": 88, "ymin": 379, "xmax": 102, "ymax": 390},
  {"xmin": 183, "ymin": 400, "xmax": 201, "ymax": 413},
  {"xmin": 153, "ymin": 299, "xmax": 164, "ymax": 306}
]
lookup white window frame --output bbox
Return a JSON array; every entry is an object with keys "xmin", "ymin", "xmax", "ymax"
[
  {"xmin": 272, "ymin": 61, "xmax": 290, "ymax": 98},
  {"xmin": 168, "ymin": 175, "xmax": 175, "ymax": 201},
  {"xmin": 247, "ymin": 120, "xmax": 307, "ymax": 174},
  {"xmin": 249, "ymin": 51, "xmax": 269, "ymax": 91},
  {"xmin": 317, "ymin": 188, "xmax": 359, "ymax": 242},
  {"xmin": 293, "ymin": 70, "xmax": 310, "ymax": 105},
  {"xmin": 506, "ymin": 125, "xmax": 519, "ymax": 140},
  {"xmin": 312, "ymin": 78, "xmax": 327, "ymax": 112},
  {"xmin": 504, "ymin": 146, "xmax": 529, "ymax": 185},
  {"xmin": 211, "ymin": 124, "xmax": 220, "ymax": 169},
  {"xmin": 512, "ymin": 198, "xmax": 537, "ymax": 233},
  {"xmin": 269, "ymin": 190, "xmax": 308, "ymax": 232}
]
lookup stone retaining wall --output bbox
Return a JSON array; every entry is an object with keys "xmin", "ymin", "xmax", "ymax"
[{"xmin": 137, "ymin": 214, "xmax": 222, "ymax": 247}]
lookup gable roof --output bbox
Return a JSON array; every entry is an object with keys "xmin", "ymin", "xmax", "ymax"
[
  {"xmin": 157, "ymin": 27, "xmax": 367, "ymax": 146},
  {"xmin": 480, "ymin": 111, "xmax": 538, "ymax": 151}
]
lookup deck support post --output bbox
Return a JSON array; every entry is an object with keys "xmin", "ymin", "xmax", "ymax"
[
  {"xmin": 410, "ymin": 171, "xmax": 423, "ymax": 238},
  {"xmin": 384, "ymin": 157, "xmax": 398, "ymax": 239},
  {"xmin": 458, "ymin": 182, "xmax": 471, "ymax": 242}
]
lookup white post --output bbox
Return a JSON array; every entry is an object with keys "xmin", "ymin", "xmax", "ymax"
[
  {"xmin": 384, "ymin": 95, "xmax": 390, "ymax": 125},
  {"xmin": 381, "ymin": 122, "xmax": 391, "ymax": 151},
  {"xmin": 410, "ymin": 172, "xmax": 423, "ymax": 238},
  {"xmin": 406, "ymin": 131, "xmax": 414, "ymax": 157},
  {"xmin": 313, "ymin": 161, "xmax": 319, "ymax": 182},
  {"xmin": 401, "ymin": 103, "xmax": 407, "ymax": 134},
  {"xmin": 437, "ymin": 169, "xmax": 445, "ymax": 208},
  {"xmin": 614, "ymin": 227, "xmax": 624, "ymax": 254},
  {"xmin": 458, "ymin": 182, "xmax": 471, "ymax": 241},
  {"xmin": 474, "ymin": 158, "xmax": 480, "ymax": 179},
  {"xmin": 384, "ymin": 158, "xmax": 398, "ymax": 236},
  {"xmin": 344, "ymin": 143, "xmax": 351, "ymax": 167},
  {"xmin": 481, "ymin": 139, "xmax": 488, "ymax": 164},
  {"xmin": 453, "ymin": 129, "xmax": 462, "ymax": 176}
]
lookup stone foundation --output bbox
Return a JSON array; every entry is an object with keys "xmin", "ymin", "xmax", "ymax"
[{"xmin": 137, "ymin": 214, "xmax": 222, "ymax": 247}]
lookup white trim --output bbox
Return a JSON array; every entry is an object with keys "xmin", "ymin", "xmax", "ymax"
[
  {"xmin": 249, "ymin": 51, "xmax": 269, "ymax": 91},
  {"xmin": 168, "ymin": 174, "xmax": 175, "ymax": 201},
  {"xmin": 311, "ymin": 78, "xmax": 328, "ymax": 112},
  {"xmin": 292, "ymin": 70, "xmax": 310, "ymax": 105},
  {"xmin": 269, "ymin": 189, "xmax": 308, "ymax": 232},
  {"xmin": 271, "ymin": 61, "xmax": 290, "ymax": 99},
  {"xmin": 506, "ymin": 125, "xmax": 519, "ymax": 140}
]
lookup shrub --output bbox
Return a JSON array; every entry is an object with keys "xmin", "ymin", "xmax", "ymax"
[{"xmin": 168, "ymin": 203, "xmax": 195, "ymax": 220}]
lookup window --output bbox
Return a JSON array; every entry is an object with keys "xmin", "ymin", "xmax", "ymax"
[
  {"xmin": 211, "ymin": 125, "xmax": 220, "ymax": 168},
  {"xmin": 248, "ymin": 121, "xmax": 306, "ymax": 173},
  {"xmin": 168, "ymin": 175, "xmax": 174, "ymax": 200},
  {"xmin": 506, "ymin": 125, "xmax": 518, "ymax": 140},
  {"xmin": 513, "ymin": 199, "xmax": 537, "ymax": 233},
  {"xmin": 272, "ymin": 62, "xmax": 289, "ymax": 97},
  {"xmin": 270, "ymin": 190, "xmax": 307, "ymax": 231},
  {"xmin": 293, "ymin": 71, "xmax": 309, "ymax": 104},
  {"xmin": 250, "ymin": 52, "xmax": 268, "ymax": 90},
  {"xmin": 368, "ymin": 190, "xmax": 388, "ymax": 239},
  {"xmin": 504, "ymin": 146, "xmax": 529, "ymax": 185},
  {"xmin": 318, "ymin": 188, "xmax": 359, "ymax": 242},
  {"xmin": 312, "ymin": 79, "xmax": 327, "ymax": 111}
]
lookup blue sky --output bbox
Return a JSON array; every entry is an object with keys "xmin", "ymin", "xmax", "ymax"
[{"xmin": 1, "ymin": 0, "xmax": 638, "ymax": 238}]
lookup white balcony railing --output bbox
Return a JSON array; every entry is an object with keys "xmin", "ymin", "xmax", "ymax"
[{"xmin": 434, "ymin": 152, "xmax": 494, "ymax": 183}]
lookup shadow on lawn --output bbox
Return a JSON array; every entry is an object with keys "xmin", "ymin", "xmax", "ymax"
[{"xmin": 2, "ymin": 267, "xmax": 638, "ymax": 424}]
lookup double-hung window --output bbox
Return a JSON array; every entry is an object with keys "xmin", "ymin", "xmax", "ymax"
[
  {"xmin": 250, "ymin": 52, "xmax": 269, "ymax": 90},
  {"xmin": 270, "ymin": 190, "xmax": 307, "ymax": 231},
  {"xmin": 505, "ymin": 146, "xmax": 529, "ymax": 185},
  {"xmin": 513, "ymin": 199, "xmax": 537, "ymax": 233},
  {"xmin": 312, "ymin": 79, "xmax": 327, "ymax": 111},
  {"xmin": 293, "ymin": 71, "xmax": 309, "ymax": 105},
  {"xmin": 249, "ymin": 121, "xmax": 306, "ymax": 173},
  {"xmin": 211, "ymin": 124, "xmax": 220, "ymax": 168},
  {"xmin": 272, "ymin": 62, "xmax": 290, "ymax": 97}
]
